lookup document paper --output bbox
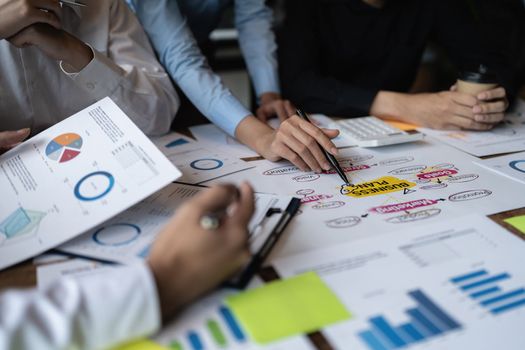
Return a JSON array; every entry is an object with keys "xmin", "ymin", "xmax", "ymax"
[{"xmin": 0, "ymin": 98, "xmax": 181, "ymax": 270}]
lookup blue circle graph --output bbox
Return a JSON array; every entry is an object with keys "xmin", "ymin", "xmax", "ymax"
[
  {"xmin": 509, "ymin": 160, "xmax": 525, "ymax": 173},
  {"xmin": 92, "ymin": 223, "xmax": 141, "ymax": 246},
  {"xmin": 74, "ymin": 171, "xmax": 115, "ymax": 201},
  {"xmin": 190, "ymin": 158, "xmax": 224, "ymax": 171}
]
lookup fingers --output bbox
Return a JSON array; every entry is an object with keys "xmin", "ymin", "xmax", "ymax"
[
  {"xmin": 28, "ymin": 0, "xmax": 62, "ymax": 29},
  {"xmin": 450, "ymin": 92, "xmax": 478, "ymax": 107},
  {"xmin": 473, "ymin": 113, "xmax": 504, "ymax": 124},
  {"xmin": 290, "ymin": 127, "xmax": 331, "ymax": 171},
  {"xmin": 273, "ymin": 103, "xmax": 289, "ymax": 122},
  {"xmin": 190, "ymin": 184, "xmax": 240, "ymax": 216},
  {"xmin": 450, "ymin": 84, "xmax": 457, "ymax": 92},
  {"xmin": 473, "ymin": 100, "xmax": 508, "ymax": 114},
  {"xmin": 447, "ymin": 115, "xmax": 494, "ymax": 131},
  {"xmin": 477, "ymin": 87, "xmax": 506, "ymax": 101},
  {"xmin": 0, "ymin": 129, "xmax": 30, "ymax": 148},
  {"xmin": 284, "ymin": 100, "xmax": 296, "ymax": 117},
  {"xmin": 280, "ymin": 129, "xmax": 321, "ymax": 171},
  {"xmin": 274, "ymin": 142, "xmax": 309, "ymax": 171},
  {"xmin": 255, "ymin": 106, "xmax": 268, "ymax": 122},
  {"xmin": 321, "ymin": 128, "xmax": 340, "ymax": 138},
  {"xmin": 228, "ymin": 182, "xmax": 255, "ymax": 227},
  {"xmin": 297, "ymin": 117, "xmax": 338, "ymax": 155}
]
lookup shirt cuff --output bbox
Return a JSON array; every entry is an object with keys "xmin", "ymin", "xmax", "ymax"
[
  {"xmin": 60, "ymin": 46, "xmax": 124, "ymax": 100},
  {"xmin": 76, "ymin": 262, "xmax": 161, "ymax": 349},
  {"xmin": 209, "ymin": 94, "xmax": 252, "ymax": 136},
  {"xmin": 252, "ymin": 68, "xmax": 281, "ymax": 99}
]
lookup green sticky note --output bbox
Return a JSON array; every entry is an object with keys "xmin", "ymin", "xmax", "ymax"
[
  {"xmin": 504, "ymin": 215, "xmax": 525, "ymax": 234},
  {"xmin": 109, "ymin": 339, "xmax": 168, "ymax": 350},
  {"xmin": 225, "ymin": 272, "xmax": 351, "ymax": 344}
]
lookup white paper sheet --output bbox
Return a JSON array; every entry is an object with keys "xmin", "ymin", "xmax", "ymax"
[
  {"xmin": 189, "ymin": 124, "xmax": 259, "ymax": 159},
  {"xmin": 0, "ymin": 98, "xmax": 181, "ymax": 270},
  {"xmin": 419, "ymin": 99, "xmax": 525, "ymax": 157},
  {"xmin": 474, "ymin": 151, "xmax": 525, "ymax": 185},
  {"xmin": 59, "ymin": 183, "xmax": 297, "ymax": 264},
  {"xmin": 152, "ymin": 133, "xmax": 254, "ymax": 184},
  {"xmin": 273, "ymin": 214, "xmax": 525, "ymax": 350},
  {"xmin": 206, "ymin": 138, "xmax": 525, "ymax": 259}
]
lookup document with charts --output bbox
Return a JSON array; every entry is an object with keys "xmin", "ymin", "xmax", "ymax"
[
  {"xmin": 273, "ymin": 215, "xmax": 525, "ymax": 350},
  {"xmin": 152, "ymin": 132, "xmax": 254, "ymax": 184},
  {"xmin": 0, "ymin": 98, "xmax": 181, "ymax": 270},
  {"xmin": 59, "ymin": 183, "xmax": 297, "ymax": 264}
]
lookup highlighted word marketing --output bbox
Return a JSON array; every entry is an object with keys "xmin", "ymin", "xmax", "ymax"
[
  {"xmin": 370, "ymin": 199, "xmax": 441, "ymax": 214},
  {"xmin": 342, "ymin": 176, "xmax": 416, "ymax": 198},
  {"xmin": 225, "ymin": 272, "xmax": 351, "ymax": 344}
]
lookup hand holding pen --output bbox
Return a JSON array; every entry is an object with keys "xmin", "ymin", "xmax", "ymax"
[
  {"xmin": 148, "ymin": 183, "xmax": 255, "ymax": 319},
  {"xmin": 296, "ymin": 109, "xmax": 351, "ymax": 185}
]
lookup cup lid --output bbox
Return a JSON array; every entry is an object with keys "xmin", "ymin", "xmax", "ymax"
[{"xmin": 458, "ymin": 64, "xmax": 498, "ymax": 84}]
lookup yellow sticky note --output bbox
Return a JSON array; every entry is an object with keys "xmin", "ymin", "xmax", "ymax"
[
  {"xmin": 504, "ymin": 215, "xmax": 525, "ymax": 234},
  {"xmin": 225, "ymin": 272, "xmax": 351, "ymax": 344},
  {"xmin": 109, "ymin": 339, "xmax": 168, "ymax": 350}
]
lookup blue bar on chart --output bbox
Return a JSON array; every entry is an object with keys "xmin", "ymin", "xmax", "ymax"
[
  {"xmin": 450, "ymin": 269, "xmax": 525, "ymax": 315},
  {"xmin": 219, "ymin": 306, "xmax": 246, "ymax": 342},
  {"xmin": 187, "ymin": 331, "xmax": 203, "ymax": 350},
  {"xmin": 170, "ymin": 306, "xmax": 247, "ymax": 350},
  {"xmin": 357, "ymin": 289, "xmax": 461, "ymax": 350}
]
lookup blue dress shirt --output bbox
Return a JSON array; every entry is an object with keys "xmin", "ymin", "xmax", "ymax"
[{"xmin": 128, "ymin": 0, "xmax": 280, "ymax": 136}]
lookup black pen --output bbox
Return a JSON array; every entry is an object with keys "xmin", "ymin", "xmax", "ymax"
[
  {"xmin": 229, "ymin": 197, "xmax": 301, "ymax": 289},
  {"xmin": 296, "ymin": 108, "xmax": 350, "ymax": 185}
]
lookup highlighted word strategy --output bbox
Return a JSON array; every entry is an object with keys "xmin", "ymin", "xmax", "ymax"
[
  {"xmin": 323, "ymin": 164, "xmax": 370, "ymax": 175},
  {"xmin": 341, "ymin": 176, "xmax": 416, "ymax": 198}
]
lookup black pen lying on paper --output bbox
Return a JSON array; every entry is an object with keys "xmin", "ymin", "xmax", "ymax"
[
  {"xmin": 295, "ymin": 108, "xmax": 351, "ymax": 185},
  {"xmin": 229, "ymin": 197, "xmax": 302, "ymax": 289}
]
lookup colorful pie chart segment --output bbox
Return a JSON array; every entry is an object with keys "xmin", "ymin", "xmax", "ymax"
[{"xmin": 45, "ymin": 133, "xmax": 83, "ymax": 163}]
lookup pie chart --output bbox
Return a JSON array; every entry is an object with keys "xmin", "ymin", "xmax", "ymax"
[{"xmin": 45, "ymin": 133, "xmax": 83, "ymax": 163}]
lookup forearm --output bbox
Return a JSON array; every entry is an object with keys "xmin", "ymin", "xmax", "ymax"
[
  {"xmin": 369, "ymin": 91, "xmax": 414, "ymax": 123},
  {"xmin": 234, "ymin": 116, "xmax": 278, "ymax": 160}
]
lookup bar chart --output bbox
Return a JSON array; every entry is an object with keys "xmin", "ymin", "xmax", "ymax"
[
  {"xmin": 450, "ymin": 269, "xmax": 525, "ymax": 315},
  {"xmin": 357, "ymin": 289, "xmax": 462, "ymax": 350},
  {"xmin": 168, "ymin": 306, "xmax": 247, "ymax": 350}
]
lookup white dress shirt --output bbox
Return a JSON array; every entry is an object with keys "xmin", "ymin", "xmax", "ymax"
[
  {"xmin": 0, "ymin": 0, "xmax": 179, "ymax": 136},
  {"xmin": 0, "ymin": 263, "xmax": 160, "ymax": 350}
]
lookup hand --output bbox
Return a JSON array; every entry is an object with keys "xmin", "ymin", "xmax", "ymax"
[
  {"xmin": 257, "ymin": 115, "xmax": 339, "ymax": 172},
  {"xmin": 0, "ymin": 0, "xmax": 62, "ymax": 39},
  {"xmin": 8, "ymin": 23, "xmax": 93, "ymax": 72},
  {"xmin": 470, "ymin": 86, "xmax": 509, "ymax": 125},
  {"xmin": 256, "ymin": 92, "xmax": 296, "ymax": 122},
  {"xmin": 0, "ymin": 128, "xmax": 30, "ymax": 153},
  {"xmin": 148, "ymin": 183, "xmax": 254, "ymax": 321},
  {"xmin": 396, "ymin": 91, "xmax": 496, "ymax": 130}
]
